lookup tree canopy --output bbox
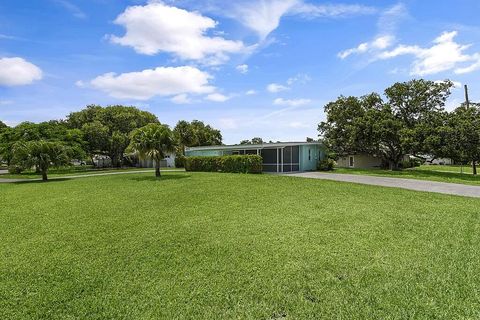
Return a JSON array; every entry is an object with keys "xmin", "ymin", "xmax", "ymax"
[
  {"xmin": 240, "ymin": 137, "xmax": 264, "ymax": 145},
  {"xmin": 67, "ymin": 105, "xmax": 159, "ymax": 166},
  {"xmin": 173, "ymin": 120, "xmax": 222, "ymax": 155},
  {"xmin": 319, "ymin": 79, "xmax": 454, "ymax": 170}
]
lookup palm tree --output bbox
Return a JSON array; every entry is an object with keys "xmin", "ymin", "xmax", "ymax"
[
  {"xmin": 128, "ymin": 124, "xmax": 175, "ymax": 178},
  {"xmin": 13, "ymin": 140, "xmax": 70, "ymax": 181}
]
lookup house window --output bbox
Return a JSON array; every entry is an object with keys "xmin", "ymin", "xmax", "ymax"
[
  {"xmin": 308, "ymin": 149, "xmax": 311, "ymax": 161},
  {"xmin": 349, "ymin": 156, "xmax": 354, "ymax": 167}
]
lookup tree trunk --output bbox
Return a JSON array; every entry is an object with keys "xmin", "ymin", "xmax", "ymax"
[
  {"xmin": 42, "ymin": 170, "xmax": 48, "ymax": 182},
  {"xmin": 473, "ymin": 160, "xmax": 477, "ymax": 176},
  {"xmin": 389, "ymin": 160, "xmax": 400, "ymax": 171},
  {"xmin": 155, "ymin": 163, "xmax": 161, "ymax": 178}
]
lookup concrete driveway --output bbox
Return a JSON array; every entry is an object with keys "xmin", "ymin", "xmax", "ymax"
[{"xmin": 288, "ymin": 172, "xmax": 480, "ymax": 198}]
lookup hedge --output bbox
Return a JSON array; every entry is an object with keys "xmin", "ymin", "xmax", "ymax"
[{"xmin": 185, "ymin": 155, "xmax": 262, "ymax": 173}]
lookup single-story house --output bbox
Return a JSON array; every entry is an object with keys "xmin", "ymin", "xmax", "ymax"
[
  {"xmin": 425, "ymin": 157, "xmax": 453, "ymax": 165},
  {"xmin": 138, "ymin": 153, "xmax": 176, "ymax": 168},
  {"xmin": 185, "ymin": 141, "xmax": 325, "ymax": 173},
  {"xmin": 336, "ymin": 154, "xmax": 382, "ymax": 169}
]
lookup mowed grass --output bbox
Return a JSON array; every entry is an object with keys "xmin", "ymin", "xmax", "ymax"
[
  {"xmin": 1, "ymin": 172, "xmax": 480, "ymax": 319},
  {"xmin": 333, "ymin": 166, "xmax": 480, "ymax": 186},
  {"xmin": 418, "ymin": 164, "xmax": 475, "ymax": 174},
  {"xmin": 0, "ymin": 166, "xmax": 184, "ymax": 180}
]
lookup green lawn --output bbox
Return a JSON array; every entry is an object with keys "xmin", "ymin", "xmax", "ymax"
[
  {"xmin": 418, "ymin": 164, "xmax": 475, "ymax": 174},
  {"xmin": 332, "ymin": 166, "xmax": 480, "ymax": 186},
  {"xmin": 0, "ymin": 166, "xmax": 182, "ymax": 180},
  {"xmin": 1, "ymin": 172, "xmax": 480, "ymax": 319}
]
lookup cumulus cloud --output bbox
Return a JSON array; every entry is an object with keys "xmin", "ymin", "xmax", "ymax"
[
  {"xmin": 273, "ymin": 98, "xmax": 311, "ymax": 107},
  {"xmin": 246, "ymin": 89, "xmax": 257, "ymax": 95},
  {"xmin": 0, "ymin": 57, "xmax": 43, "ymax": 86},
  {"xmin": 88, "ymin": 66, "xmax": 215, "ymax": 100},
  {"xmin": 267, "ymin": 83, "xmax": 289, "ymax": 93},
  {"xmin": 110, "ymin": 2, "xmax": 246, "ymax": 65},
  {"xmin": 378, "ymin": 31, "xmax": 477, "ymax": 76},
  {"xmin": 236, "ymin": 64, "xmax": 249, "ymax": 74},
  {"xmin": 205, "ymin": 93, "xmax": 230, "ymax": 102}
]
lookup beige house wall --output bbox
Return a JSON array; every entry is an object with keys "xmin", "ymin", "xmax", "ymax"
[{"xmin": 337, "ymin": 154, "xmax": 382, "ymax": 169}]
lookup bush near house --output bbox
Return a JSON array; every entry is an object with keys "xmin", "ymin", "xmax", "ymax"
[
  {"xmin": 175, "ymin": 155, "xmax": 186, "ymax": 168},
  {"xmin": 185, "ymin": 155, "xmax": 262, "ymax": 173},
  {"xmin": 317, "ymin": 158, "xmax": 335, "ymax": 171}
]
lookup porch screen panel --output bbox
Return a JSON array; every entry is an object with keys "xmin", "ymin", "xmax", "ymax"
[
  {"xmin": 282, "ymin": 146, "xmax": 300, "ymax": 172},
  {"xmin": 261, "ymin": 148, "xmax": 278, "ymax": 172}
]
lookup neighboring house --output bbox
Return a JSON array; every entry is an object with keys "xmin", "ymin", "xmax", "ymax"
[
  {"xmin": 138, "ymin": 153, "xmax": 176, "ymax": 168},
  {"xmin": 425, "ymin": 157, "xmax": 453, "ymax": 165},
  {"xmin": 185, "ymin": 141, "xmax": 325, "ymax": 173},
  {"xmin": 93, "ymin": 155, "xmax": 112, "ymax": 168},
  {"xmin": 337, "ymin": 154, "xmax": 382, "ymax": 169}
]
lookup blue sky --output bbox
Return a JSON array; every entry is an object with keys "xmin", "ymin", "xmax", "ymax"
[{"xmin": 1, "ymin": 0, "xmax": 479, "ymax": 144}]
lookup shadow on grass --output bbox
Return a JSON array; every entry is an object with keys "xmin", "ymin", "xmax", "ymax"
[{"xmin": 12, "ymin": 178, "xmax": 72, "ymax": 184}]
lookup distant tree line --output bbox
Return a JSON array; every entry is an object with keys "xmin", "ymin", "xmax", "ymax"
[
  {"xmin": 0, "ymin": 105, "xmax": 222, "ymax": 180},
  {"xmin": 319, "ymin": 79, "xmax": 480, "ymax": 174}
]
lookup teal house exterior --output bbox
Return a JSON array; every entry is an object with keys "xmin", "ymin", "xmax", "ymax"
[{"xmin": 185, "ymin": 142, "xmax": 325, "ymax": 173}]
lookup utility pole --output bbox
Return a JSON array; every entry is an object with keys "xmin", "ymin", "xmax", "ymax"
[
  {"xmin": 464, "ymin": 85, "xmax": 477, "ymax": 175},
  {"xmin": 465, "ymin": 84, "xmax": 470, "ymax": 108}
]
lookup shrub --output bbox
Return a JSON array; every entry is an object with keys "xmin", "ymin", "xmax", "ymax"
[
  {"xmin": 317, "ymin": 158, "xmax": 335, "ymax": 171},
  {"xmin": 401, "ymin": 158, "xmax": 423, "ymax": 169},
  {"xmin": 185, "ymin": 155, "xmax": 262, "ymax": 174},
  {"xmin": 175, "ymin": 155, "xmax": 186, "ymax": 168},
  {"xmin": 8, "ymin": 165, "xmax": 24, "ymax": 174}
]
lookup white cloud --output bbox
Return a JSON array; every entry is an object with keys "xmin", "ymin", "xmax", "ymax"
[
  {"xmin": 378, "ymin": 31, "xmax": 476, "ymax": 76},
  {"xmin": 273, "ymin": 98, "xmax": 311, "ymax": 107},
  {"xmin": 246, "ymin": 89, "xmax": 257, "ymax": 95},
  {"xmin": 232, "ymin": 0, "xmax": 376, "ymax": 40},
  {"xmin": 267, "ymin": 83, "xmax": 289, "ymax": 93},
  {"xmin": 287, "ymin": 73, "xmax": 311, "ymax": 85},
  {"xmin": 89, "ymin": 66, "xmax": 215, "ymax": 100},
  {"xmin": 0, "ymin": 57, "xmax": 43, "ymax": 86},
  {"xmin": 435, "ymin": 80, "xmax": 462, "ymax": 88},
  {"xmin": 236, "ymin": 64, "xmax": 249, "ymax": 74},
  {"xmin": 338, "ymin": 3, "xmax": 407, "ymax": 59},
  {"xmin": 205, "ymin": 93, "xmax": 230, "ymax": 102},
  {"xmin": 338, "ymin": 35, "xmax": 394, "ymax": 59},
  {"xmin": 233, "ymin": 0, "xmax": 298, "ymax": 40},
  {"xmin": 171, "ymin": 93, "xmax": 192, "ymax": 104},
  {"xmin": 110, "ymin": 2, "xmax": 246, "ymax": 65},
  {"xmin": 455, "ymin": 53, "xmax": 480, "ymax": 74}
]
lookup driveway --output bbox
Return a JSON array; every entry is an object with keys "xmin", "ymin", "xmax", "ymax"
[{"xmin": 288, "ymin": 172, "xmax": 480, "ymax": 198}]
